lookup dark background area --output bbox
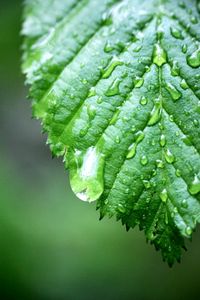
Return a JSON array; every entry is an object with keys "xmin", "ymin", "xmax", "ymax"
[{"xmin": 0, "ymin": 1, "xmax": 200, "ymax": 300}]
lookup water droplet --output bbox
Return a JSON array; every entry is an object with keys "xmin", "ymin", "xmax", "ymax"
[
  {"xmin": 117, "ymin": 203, "xmax": 126, "ymax": 213},
  {"xmin": 148, "ymin": 99, "xmax": 162, "ymax": 126},
  {"xmin": 88, "ymin": 87, "xmax": 96, "ymax": 98},
  {"xmin": 131, "ymin": 125, "xmax": 136, "ymax": 133},
  {"xmin": 153, "ymin": 44, "xmax": 167, "ymax": 67},
  {"xmin": 182, "ymin": 44, "xmax": 188, "ymax": 53},
  {"xmin": 110, "ymin": 109, "xmax": 120, "ymax": 125},
  {"xmin": 82, "ymin": 78, "xmax": 88, "ymax": 84},
  {"xmin": 160, "ymin": 134, "xmax": 166, "ymax": 147},
  {"xmin": 189, "ymin": 175, "xmax": 200, "ymax": 195},
  {"xmin": 193, "ymin": 119, "xmax": 199, "ymax": 127},
  {"xmin": 143, "ymin": 180, "xmax": 151, "ymax": 189},
  {"xmin": 164, "ymin": 149, "xmax": 175, "ymax": 164},
  {"xmin": 133, "ymin": 45, "xmax": 142, "ymax": 52},
  {"xmin": 191, "ymin": 16, "xmax": 198, "ymax": 24},
  {"xmin": 115, "ymin": 136, "xmax": 120, "ymax": 144},
  {"xmin": 159, "ymin": 189, "xmax": 168, "ymax": 203},
  {"xmin": 156, "ymin": 159, "xmax": 164, "ymax": 168},
  {"xmin": 179, "ymin": 1, "xmax": 186, "ymax": 9},
  {"xmin": 187, "ymin": 49, "xmax": 200, "ymax": 68},
  {"xmin": 104, "ymin": 41, "xmax": 114, "ymax": 53},
  {"xmin": 171, "ymin": 61, "xmax": 180, "ymax": 76},
  {"xmin": 181, "ymin": 199, "xmax": 188, "ymax": 208},
  {"xmin": 126, "ymin": 132, "xmax": 145, "ymax": 159},
  {"xmin": 140, "ymin": 96, "xmax": 148, "ymax": 105},
  {"xmin": 165, "ymin": 82, "xmax": 182, "ymax": 101},
  {"xmin": 105, "ymin": 78, "xmax": 121, "ymax": 96},
  {"xmin": 79, "ymin": 128, "xmax": 87, "ymax": 137},
  {"xmin": 102, "ymin": 58, "xmax": 123, "ymax": 79},
  {"xmin": 185, "ymin": 226, "xmax": 192, "ymax": 236},
  {"xmin": 173, "ymin": 207, "xmax": 178, "ymax": 213},
  {"xmin": 87, "ymin": 104, "xmax": 96, "ymax": 120},
  {"xmin": 70, "ymin": 147, "xmax": 104, "ymax": 202},
  {"xmin": 134, "ymin": 76, "xmax": 144, "ymax": 88},
  {"xmin": 102, "ymin": 12, "xmax": 113, "ymax": 26},
  {"xmin": 140, "ymin": 155, "xmax": 148, "ymax": 166},
  {"xmin": 97, "ymin": 96, "xmax": 103, "ymax": 104},
  {"xmin": 176, "ymin": 169, "xmax": 181, "ymax": 177},
  {"xmin": 170, "ymin": 27, "xmax": 184, "ymax": 39},
  {"xmin": 180, "ymin": 79, "xmax": 189, "ymax": 89}
]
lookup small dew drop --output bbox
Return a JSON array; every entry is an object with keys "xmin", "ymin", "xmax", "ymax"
[
  {"xmin": 126, "ymin": 132, "xmax": 145, "ymax": 159},
  {"xmin": 115, "ymin": 136, "xmax": 121, "ymax": 144},
  {"xmin": 117, "ymin": 204, "xmax": 126, "ymax": 213},
  {"xmin": 180, "ymin": 79, "xmax": 189, "ymax": 89},
  {"xmin": 187, "ymin": 49, "xmax": 200, "ymax": 68},
  {"xmin": 174, "ymin": 207, "xmax": 178, "ymax": 213},
  {"xmin": 191, "ymin": 16, "xmax": 198, "ymax": 24},
  {"xmin": 104, "ymin": 42, "xmax": 114, "ymax": 53},
  {"xmin": 160, "ymin": 134, "xmax": 166, "ymax": 147},
  {"xmin": 156, "ymin": 159, "xmax": 164, "ymax": 168},
  {"xmin": 82, "ymin": 78, "xmax": 88, "ymax": 84},
  {"xmin": 148, "ymin": 99, "xmax": 162, "ymax": 126},
  {"xmin": 134, "ymin": 76, "xmax": 144, "ymax": 88},
  {"xmin": 105, "ymin": 78, "xmax": 121, "ymax": 96},
  {"xmin": 153, "ymin": 43, "xmax": 167, "ymax": 67},
  {"xmin": 140, "ymin": 96, "xmax": 148, "ymax": 106},
  {"xmin": 170, "ymin": 27, "xmax": 184, "ymax": 39},
  {"xmin": 182, "ymin": 44, "xmax": 188, "ymax": 53},
  {"xmin": 159, "ymin": 189, "xmax": 168, "ymax": 203},
  {"xmin": 171, "ymin": 61, "xmax": 180, "ymax": 76},
  {"xmin": 131, "ymin": 125, "xmax": 136, "ymax": 133},
  {"xmin": 189, "ymin": 175, "xmax": 200, "ymax": 195},
  {"xmin": 165, "ymin": 82, "xmax": 182, "ymax": 101},
  {"xmin": 133, "ymin": 45, "xmax": 142, "ymax": 52},
  {"xmin": 193, "ymin": 119, "xmax": 199, "ymax": 127},
  {"xmin": 185, "ymin": 226, "xmax": 192, "ymax": 236},
  {"xmin": 181, "ymin": 199, "xmax": 188, "ymax": 208},
  {"xmin": 140, "ymin": 155, "xmax": 148, "ymax": 166},
  {"xmin": 79, "ymin": 128, "xmax": 87, "ymax": 137},
  {"xmin": 87, "ymin": 105, "xmax": 96, "ymax": 120},
  {"xmin": 175, "ymin": 169, "xmax": 181, "ymax": 177},
  {"xmin": 179, "ymin": 1, "xmax": 186, "ymax": 9},
  {"xmin": 164, "ymin": 149, "xmax": 175, "ymax": 164},
  {"xmin": 97, "ymin": 96, "xmax": 103, "ymax": 104},
  {"xmin": 102, "ymin": 58, "xmax": 123, "ymax": 79},
  {"xmin": 143, "ymin": 180, "xmax": 151, "ymax": 189},
  {"xmin": 88, "ymin": 87, "xmax": 96, "ymax": 98}
]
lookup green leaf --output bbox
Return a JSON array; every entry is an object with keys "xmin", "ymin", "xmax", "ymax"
[{"xmin": 22, "ymin": 0, "xmax": 200, "ymax": 265}]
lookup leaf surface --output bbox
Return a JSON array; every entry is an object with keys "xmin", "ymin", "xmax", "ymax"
[{"xmin": 22, "ymin": 0, "xmax": 200, "ymax": 265}]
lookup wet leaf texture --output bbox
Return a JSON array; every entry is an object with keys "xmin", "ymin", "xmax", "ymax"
[{"xmin": 22, "ymin": 0, "xmax": 200, "ymax": 265}]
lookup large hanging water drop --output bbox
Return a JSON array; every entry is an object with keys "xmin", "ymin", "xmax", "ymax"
[{"xmin": 70, "ymin": 147, "xmax": 104, "ymax": 202}]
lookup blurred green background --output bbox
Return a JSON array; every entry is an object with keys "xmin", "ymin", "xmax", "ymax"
[{"xmin": 0, "ymin": 1, "xmax": 200, "ymax": 300}]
